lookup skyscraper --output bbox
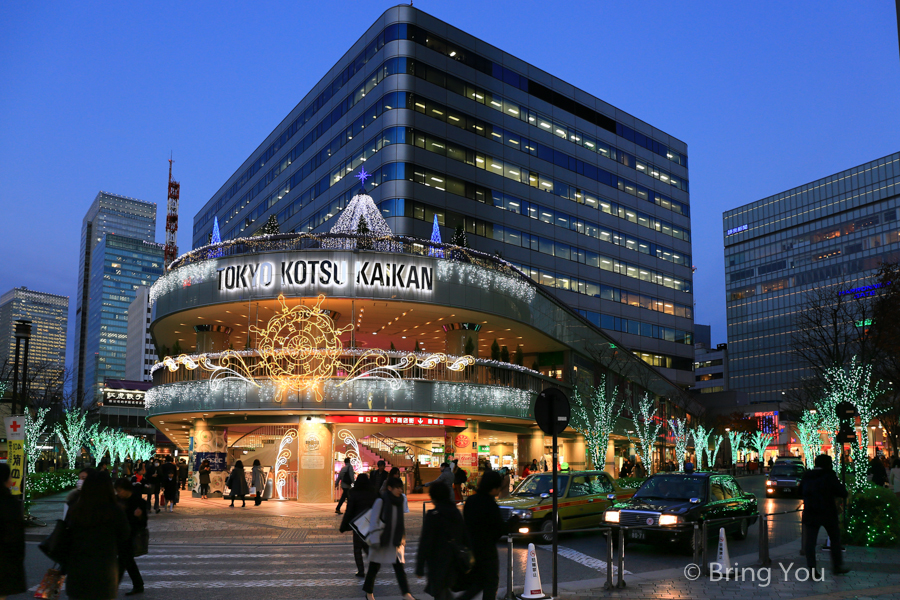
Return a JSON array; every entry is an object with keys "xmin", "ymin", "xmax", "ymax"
[
  {"xmin": 0, "ymin": 286, "xmax": 68, "ymax": 398},
  {"xmin": 190, "ymin": 6, "xmax": 695, "ymax": 386},
  {"xmin": 125, "ymin": 286, "xmax": 156, "ymax": 382},
  {"xmin": 724, "ymin": 152, "xmax": 900, "ymax": 404},
  {"xmin": 74, "ymin": 192, "xmax": 157, "ymax": 402}
]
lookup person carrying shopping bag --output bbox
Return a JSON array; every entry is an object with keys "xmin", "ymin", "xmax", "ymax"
[
  {"xmin": 340, "ymin": 473, "xmax": 378, "ymax": 577},
  {"xmin": 363, "ymin": 477, "xmax": 416, "ymax": 600},
  {"xmin": 251, "ymin": 460, "xmax": 266, "ymax": 506}
]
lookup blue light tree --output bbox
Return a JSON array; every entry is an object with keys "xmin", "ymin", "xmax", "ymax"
[
  {"xmin": 207, "ymin": 216, "xmax": 223, "ymax": 258},
  {"xmin": 428, "ymin": 214, "xmax": 443, "ymax": 257}
]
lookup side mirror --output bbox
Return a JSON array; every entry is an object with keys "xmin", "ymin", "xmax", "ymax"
[
  {"xmin": 607, "ymin": 494, "xmax": 616, "ymax": 501},
  {"xmin": 689, "ymin": 497, "xmax": 701, "ymax": 504}
]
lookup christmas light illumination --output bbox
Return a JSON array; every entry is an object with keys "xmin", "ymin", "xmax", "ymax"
[
  {"xmin": 54, "ymin": 409, "xmax": 89, "ymax": 468},
  {"xmin": 337, "ymin": 429, "xmax": 363, "ymax": 474},
  {"xmin": 749, "ymin": 430, "xmax": 775, "ymax": 462},
  {"xmin": 274, "ymin": 429, "xmax": 298, "ymax": 500},
  {"xmin": 727, "ymin": 430, "xmax": 746, "ymax": 467},
  {"xmin": 328, "ymin": 192, "xmax": 393, "ymax": 239},
  {"xmin": 207, "ymin": 217, "xmax": 223, "ymax": 258},
  {"xmin": 668, "ymin": 418, "xmax": 689, "ymax": 471},
  {"xmin": 436, "ymin": 261, "xmax": 535, "ymax": 303},
  {"xmin": 571, "ymin": 377, "xmax": 623, "ymax": 470},
  {"xmin": 691, "ymin": 423, "xmax": 713, "ymax": 470},
  {"xmin": 630, "ymin": 394, "xmax": 662, "ymax": 475},
  {"xmin": 24, "ymin": 408, "xmax": 49, "ymax": 475},
  {"xmin": 149, "ymin": 260, "xmax": 219, "ymax": 304},
  {"xmin": 708, "ymin": 434, "xmax": 724, "ymax": 470},
  {"xmin": 428, "ymin": 215, "xmax": 444, "ymax": 258},
  {"xmin": 795, "ymin": 411, "xmax": 822, "ymax": 469}
]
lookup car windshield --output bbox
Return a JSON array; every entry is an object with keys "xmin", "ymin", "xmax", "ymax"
[
  {"xmin": 770, "ymin": 465, "xmax": 804, "ymax": 477},
  {"xmin": 512, "ymin": 474, "xmax": 569, "ymax": 497},
  {"xmin": 633, "ymin": 476, "xmax": 708, "ymax": 501}
]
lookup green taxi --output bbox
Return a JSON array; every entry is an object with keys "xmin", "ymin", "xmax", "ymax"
[{"xmin": 497, "ymin": 470, "xmax": 635, "ymax": 541}]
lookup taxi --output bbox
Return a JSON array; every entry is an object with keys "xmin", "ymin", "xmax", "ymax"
[{"xmin": 497, "ymin": 470, "xmax": 635, "ymax": 541}]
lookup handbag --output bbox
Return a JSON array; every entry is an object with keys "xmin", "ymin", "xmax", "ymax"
[
  {"xmin": 249, "ymin": 486, "xmax": 257, "ymax": 495},
  {"xmin": 132, "ymin": 528, "xmax": 150, "ymax": 557},
  {"xmin": 33, "ymin": 566, "xmax": 65, "ymax": 599},
  {"xmin": 363, "ymin": 499, "xmax": 386, "ymax": 547},
  {"xmin": 38, "ymin": 520, "xmax": 70, "ymax": 564}
]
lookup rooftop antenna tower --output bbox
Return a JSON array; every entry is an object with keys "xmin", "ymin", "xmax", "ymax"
[{"xmin": 164, "ymin": 155, "xmax": 180, "ymax": 268}]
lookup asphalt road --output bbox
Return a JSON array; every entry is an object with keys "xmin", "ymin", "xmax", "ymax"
[{"xmin": 12, "ymin": 475, "xmax": 804, "ymax": 599}]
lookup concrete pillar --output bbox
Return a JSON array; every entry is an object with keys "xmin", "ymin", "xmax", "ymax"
[
  {"xmin": 296, "ymin": 419, "xmax": 333, "ymax": 503},
  {"xmin": 194, "ymin": 325, "xmax": 232, "ymax": 353},
  {"xmin": 565, "ymin": 437, "xmax": 586, "ymax": 471},
  {"xmin": 517, "ymin": 431, "xmax": 545, "ymax": 475},
  {"xmin": 192, "ymin": 421, "xmax": 228, "ymax": 496},
  {"xmin": 605, "ymin": 440, "xmax": 616, "ymax": 477}
]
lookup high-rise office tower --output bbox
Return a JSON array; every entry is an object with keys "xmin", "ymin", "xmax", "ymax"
[
  {"xmin": 190, "ymin": 6, "xmax": 695, "ymax": 386},
  {"xmin": 74, "ymin": 192, "xmax": 157, "ymax": 403},
  {"xmin": 724, "ymin": 152, "xmax": 900, "ymax": 404},
  {"xmin": 0, "ymin": 286, "xmax": 68, "ymax": 398},
  {"xmin": 125, "ymin": 286, "xmax": 156, "ymax": 382}
]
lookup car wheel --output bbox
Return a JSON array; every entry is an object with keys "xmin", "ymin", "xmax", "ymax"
[
  {"xmin": 540, "ymin": 518, "xmax": 557, "ymax": 543},
  {"xmin": 732, "ymin": 517, "xmax": 749, "ymax": 540}
]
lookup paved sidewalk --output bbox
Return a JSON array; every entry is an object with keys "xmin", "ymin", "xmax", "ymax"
[{"xmin": 26, "ymin": 491, "xmax": 427, "ymax": 545}]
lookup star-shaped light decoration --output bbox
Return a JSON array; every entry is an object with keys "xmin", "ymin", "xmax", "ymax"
[{"xmin": 355, "ymin": 167, "xmax": 371, "ymax": 188}]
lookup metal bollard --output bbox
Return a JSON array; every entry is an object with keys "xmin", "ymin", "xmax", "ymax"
[
  {"xmin": 616, "ymin": 527, "xmax": 627, "ymax": 588},
  {"xmin": 506, "ymin": 535, "xmax": 515, "ymax": 600},
  {"xmin": 604, "ymin": 529, "xmax": 615, "ymax": 590},
  {"xmin": 758, "ymin": 513, "xmax": 770, "ymax": 565},
  {"xmin": 692, "ymin": 523, "xmax": 701, "ymax": 567}
]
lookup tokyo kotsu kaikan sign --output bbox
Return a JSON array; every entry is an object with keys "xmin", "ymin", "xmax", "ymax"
[{"xmin": 216, "ymin": 254, "xmax": 434, "ymax": 295}]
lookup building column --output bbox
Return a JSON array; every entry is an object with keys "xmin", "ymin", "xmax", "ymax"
[
  {"xmin": 564, "ymin": 437, "xmax": 586, "ymax": 471},
  {"xmin": 517, "ymin": 431, "xmax": 545, "ymax": 475},
  {"xmin": 453, "ymin": 421, "xmax": 479, "ymax": 472},
  {"xmin": 605, "ymin": 440, "xmax": 616, "ymax": 477},
  {"xmin": 192, "ymin": 421, "xmax": 228, "ymax": 496},
  {"xmin": 296, "ymin": 418, "xmax": 333, "ymax": 502}
]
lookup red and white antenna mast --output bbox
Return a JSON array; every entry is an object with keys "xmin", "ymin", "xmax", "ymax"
[{"xmin": 164, "ymin": 156, "xmax": 180, "ymax": 268}]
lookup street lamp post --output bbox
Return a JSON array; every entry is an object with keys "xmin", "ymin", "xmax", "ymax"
[{"xmin": 11, "ymin": 320, "xmax": 32, "ymax": 415}]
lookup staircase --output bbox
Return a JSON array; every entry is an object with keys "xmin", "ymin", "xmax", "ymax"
[
  {"xmin": 358, "ymin": 444, "xmax": 392, "ymax": 470},
  {"xmin": 359, "ymin": 434, "xmax": 432, "ymax": 469}
]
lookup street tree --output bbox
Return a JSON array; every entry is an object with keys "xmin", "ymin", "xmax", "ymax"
[
  {"xmin": 55, "ymin": 408, "xmax": 89, "ymax": 468},
  {"xmin": 571, "ymin": 376, "xmax": 623, "ymax": 471},
  {"xmin": 629, "ymin": 394, "xmax": 663, "ymax": 475},
  {"xmin": 668, "ymin": 418, "xmax": 690, "ymax": 471}
]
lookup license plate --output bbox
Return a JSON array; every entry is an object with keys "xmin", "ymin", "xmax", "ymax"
[
  {"xmin": 782, "ymin": 487, "xmax": 791, "ymax": 492},
  {"xmin": 629, "ymin": 530, "xmax": 646, "ymax": 540}
]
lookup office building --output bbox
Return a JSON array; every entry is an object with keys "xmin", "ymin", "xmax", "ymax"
[
  {"xmin": 0, "ymin": 287, "xmax": 68, "ymax": 397},
  {"xmin": 189, "ymin": 6, "xmax": 695, "ymax": 387},
  {"xmin": 724, "ymin": 152, "xmax": 900, "ymax": 404},
  {"xmin": 125, "ymin": 286, "xmax": 156, "ymax": 382},
  {"xmin": 81, "ymin": 234, "xmax": 165, "ymax": 402},
  {"xmin": 74, "ymin": 192, "xmax": 157, "ymax": 402},
  {"xmin": 693, "ymin": 343, "xmax": 728, "ymax": 394}
]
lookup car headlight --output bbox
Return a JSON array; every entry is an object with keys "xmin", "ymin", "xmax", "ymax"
[
  {"xmin": 658, "ymin": 514, "xmax": 682, "ymax": 526},
  {"xmin": 766, "ymin": 480, "xmax": 775, "ymax": 486},
  {"xmin": 511, "ymin": 509, "xmax": 532, "ymax": 519},
  {"xmin": 604, "ymin": 510, "xmax": 620, "ymax": 523}
]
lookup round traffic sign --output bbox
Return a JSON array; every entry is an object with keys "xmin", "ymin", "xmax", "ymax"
[{"xmin": 534, "ymin": 387, "xmax": 570, "ymax": 435}]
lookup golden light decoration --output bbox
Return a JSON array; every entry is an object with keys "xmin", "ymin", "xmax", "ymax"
[
  {"xmin": 274, "ymin": 429, "xmax": 298, "ymax": 500},
  {"xmin": 337, "ymin": 429, "xmax": 363, "ymax": 474}
]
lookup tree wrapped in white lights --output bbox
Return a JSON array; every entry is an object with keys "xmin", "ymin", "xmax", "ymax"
[
  {"xmin": 727, "ymin": 430, "xmax": 746, "ymax": 467},
  {"xmin": 55, "ymin": 408, "xmax": 89, "ymax": 468},
  {"xmin": 795, "ymin": 411, "xmax": 822, "ymax": 469},
  {"xmin": 708, "ymin": 434, "xmax": 724, "ymax": 470},
  {"xmin": 749, "ymin": 430, "xmax": 775, "ymax": 463},
  {"xmin": 110, "ymin": 431, "xmax": 132, "ymax": 467},
  {"xmin": 691, "ymin": 424, "xmax": 713, "ymax": 470},
  {"xmin": 668, "ymin": 418, "xmax": 689, "ymax": 471},
  {"xmin": 87, "ymin": 423, "xmax": 114, "ymax": 466},
  {"xmin": 570, "ymin": 376, "xmax": 623, "ymax": 471},
  {"xmin": 821, "ymin": 357, "xmax": 887, "ymax": 490},
  {"xmin": 630, "ymin": 394, "xmax": 662, "ymax": 475},
  {"xmin": 24, "ymin": 407, "xmax": 50, "ymax": 475}
]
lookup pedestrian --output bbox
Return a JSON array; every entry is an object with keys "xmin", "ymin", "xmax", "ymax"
[
  {"xmin": 800, "ymin": 454, "xmax": 849, "ymax": 576},
  {"xmin": 498, "ymin": 467, "xmax": 511, "ymax": 499},
  {"xmin": 767, "ymin": 456, "xmax": 774, "ymax": 472},
  {"xmin": 459, "ymin": 470, "xmax": 516, "ymax": 600},
  {"xmin": 370, "ymin": 460, "xmax": 389, "ymax": 492},
  {"xmin": 416, "ymin": 477, "xmax": 467, "ymax": 600},
  {"xmin": 145, "ymin": 457, "xmax": 161, "ymax": 514},
  {"xmin": 888, "ymin": 457, "xmax": 900, "ymax": 500},
  {"xmin": 340, "ymin": 472, "xmax": 378, "ymax": 577},
  {"xmin": 425, "ymin": 462, "xmax": 454, "ymax": 497},
  {"xmin": 620, "ymin": 459, "xmax": 632, "ymax": 478},
  {"xmin": 62, "ymin": 470, "xmax": 131, "ymax": 600},
  {"xmin": 251, "ymin": 459, "xmax": 266, "ymax": 506},
  {"xmin": 227, "ymin": 460, "xmax": 249, "ymax": 508},
  {"xmin": 198, "ymin": 459, "xmax": 211, "ymax": 499},
  {"xmin": 64, "ymin": 468, "xmax": 93, "ymax": 519},
  {"xmin": 160, "ymin": 456, "xmax": 179, "ymax": 512},
  {"xmin": 335, "ymin": 457, "xmax": 354, "ymax": 514},
  {"xmin": 178, "ymin": 459, "xmax": 189, "ymax": 491},
  {"xmin": 0, "ymin": 463, "xmax": 27, "ymax": 600},
  {"xmin": 869, "ymin": 455, "xmax": 888, "ymax": 487},
  {"xmin": 363, "ymin": 477, "xmax": 415, "ymax": 600},
  {"xmin": 453, "ymin": 460, "xmax": 467, "ymax": 502},
  {"xmin": 381, "ymin": 466, "xmax": 401, "ymax": 493},
  {"xmin": 114, "ymin": 478, "xmax": 147, "ymax": 596},
  {"xmin": 521, "ymin": 462, "xmax": 532, "ymax": 479}
]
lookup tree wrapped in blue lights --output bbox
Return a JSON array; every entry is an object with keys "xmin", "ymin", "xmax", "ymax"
[
  {"xmin": 428, "ymin": 214, "xmax": 444, "ymax": 258},
  {"xmin": 207, "ymin": 216, "xmax": 223, "ymax": 258}
]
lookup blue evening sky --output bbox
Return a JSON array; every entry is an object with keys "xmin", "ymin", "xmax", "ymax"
[{"xmin": 1, "ymin": 2, "xmax": 898, "ymax": 368}]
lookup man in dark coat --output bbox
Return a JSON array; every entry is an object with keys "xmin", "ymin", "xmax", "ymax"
[
  {"xmin": 115, "ymin": 478, "xmax": 147, "ymax": 595},
  {"xmin": 178, "ymin": 459, "xmax": 189, "ymax": 490},
  {"xmin": 145, "ymin": 458, "xmax": 161, "ymax": 513},
  {"xmin": 800, "ymin": 454, "xmax": 849, "ymax": 575},
  {"xmin": 459, "ymin": 470, "xmax": 517, "ymax": 600},
  {"xmin": 869, "ymin": 455, "xmax": 888, "ymax": 487},
  {"xmin": 0, "ymin": 463, "xmax": 26, "ymax": 598},
  {"xmin": 370, "ymin": 460, "xmax": 389, "ymax": 493},
  {"xmin": 417, "ymin": 477, "xmax": 467, "ymax": 600},
  {"xmin": 339, "ymin": 473, "xmax": 379, "ymax": 577}
]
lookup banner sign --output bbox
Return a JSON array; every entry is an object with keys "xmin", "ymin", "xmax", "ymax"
[
  {"xmin": 3, "ymin": 416, "xmax": 26, "ymax": 496},
  {"xmin": 193, "ymin": 452, "xmax": 227, "ymax": 472},
  {"xmin": 324, "ymin": 415, "xmax": 465, "ymax": 427}
]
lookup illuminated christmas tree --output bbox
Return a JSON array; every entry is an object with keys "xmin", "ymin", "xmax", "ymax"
[
  {"xmin": 428, "ymin": 214, "xmax": 444, "ymax": 257},
  {"xmin": 207, "ymin": 216, "xmax": 223, "ymax": 258}
]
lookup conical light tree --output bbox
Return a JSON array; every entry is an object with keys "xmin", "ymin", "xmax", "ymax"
[
  {"xmin": 55, "ymin": 408, "xmax": 89, "ymax": 468},
  {"xmin": 727, "ymin": 430, "xmax": 746, "ymax": 467},
  {"xmin": 668, "ymin": 418, "xmax": 689, "ymax": 471},
  {"xmin": 691, "ymin": 424, "xmax": 713, "ymax": 470},
  {"xmin": 629, "ymin": 394, "xmax": 662, "ymax": 475},
  {"xmin": 708, "ymin": 434, "xmax": 724, "ymax": 470},
  {"xmin": 428, "ymin": 214, "xmax": 444, "ymax": 257},
  {"xmin": 571, "ymin": 376, "xmax": 623, "ymax": 471},
  {"xmin": 24, "ymin": 407, "xmax": 50, "ymax": 475}
]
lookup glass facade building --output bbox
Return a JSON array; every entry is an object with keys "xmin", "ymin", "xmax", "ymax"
[
  {"xmin": 81, "ymin": 235, "xmax": 164, "ymax": 401},
  {"xmin": 74, "ymin": 192, "xmax": 157, "ymax": 402},
  {"xmin": 0, "ymin": 286, "xmax": 68, "ymax": 396},
  {"xmin": 723, "ymin": 152, "xmax": 900, "ymax": 404},
  {"xmin": 190, "ymin": 6, "xmax": 695, "ymax": 386}
]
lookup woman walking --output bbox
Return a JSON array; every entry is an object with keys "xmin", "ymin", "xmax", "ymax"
[
  {"xmin": 0, "ymin": 464, "xmax": 26, "ymax": 600},
  {"xmin": 199, "ymin": 459, "xmax": 211, "ymax": 499},
  {"xmin": 62, "ymin": 470, "xmax": 131, "ymax": 600},
  {"xmin": 251, "ymin": 459, "xmax": 266, "ymax": 506},
  {"xmin": 227, "ymin": 460, "xmax": 249, "ymax": 508},
  {"xmin": 416, "ymin": 479, "xmax": 467, "ymax": 600},
  {"xmin": 363, "ymin": 477, "xmax": 416, "ymax": 600},
  {"xmin": 340, "ymin": 473, "xmax": 378, "ymax": 577}
]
